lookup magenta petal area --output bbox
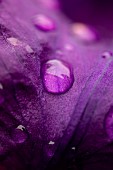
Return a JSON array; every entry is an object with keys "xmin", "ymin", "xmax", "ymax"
[{"xmin": 0, "ymin": 0, "xmax": 113, "ymax": 170}]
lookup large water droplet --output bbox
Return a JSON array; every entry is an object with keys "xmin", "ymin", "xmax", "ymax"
[
  {"xmin": 72, "ymin": 23, "xmax": 96, "ymax": 42},
  {"xmin": 105, "ymin": 107, "xmax": 113, "ymax": 140},
  {"xmin": 11, "ymin": 125, "xmax": 27, "ymax": 144},
  {"xmin": 33, "ymin": 14, "xmax": 55, "ymax": 32},
  {"xmin": 41, "ymin": 59, "xmax": 74, "ymax": 94}
]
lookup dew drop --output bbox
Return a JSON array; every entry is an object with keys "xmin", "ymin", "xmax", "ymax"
[
  {"xmin": 41, "ymin": 59, "xmax": 74, "ymax": 94},
  {"xmin": 7, "ymin": 37, "xmax": 21, "ymax": 46},
  {"xmin": 25, "ymin": 45, "xmax": 34, "ymax": 53},
  {"xmin": 48, "ymin": 141, "xmax": 55, "ymax": 145},
  {"xmin": 11, "ymin": 125, "xmax": 27, "ymax": 144},
  {"xmin": 105, "ymin": 107, "xmax": 113, "ymax": 139},
  {"xmin": 33, "ymin": 14, "xmax": 55, "ymax": 32},
  {"xmin": 71, "ymin": 147, "xmax": 76, "ymax": 150},
  {"xmin": 101, "ymin": 51, "xmax": 112, "ymax": 59},
  {"xmin": 0, "ymin": 83, "xmax": 3, "ymax": 90},
  {"xmin": 72, "ymin": 23, "xmax": 96, "ymax": 42},
  {"xmin": 0, "ymin": 84, "xmax": 4, "ymax": 105}
]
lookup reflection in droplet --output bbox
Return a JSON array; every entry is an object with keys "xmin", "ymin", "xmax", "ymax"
[
  {"xmin": 11, "ymin": 125, "xmax": 27, "ymax": 144},
  {"xmin": 105, "ymin": 107, "xmax": 113, "ymax": 139},
  {"xmin": 33, "ymin": 14, "xmax": 55, "ymax": 32},
  {"xmin": 42, "ymin": 59, "xmax": 74, "ymax": 94},
  {"xmin": 72, "ymin": 23, "xmax": 96, "ymax": 42}
]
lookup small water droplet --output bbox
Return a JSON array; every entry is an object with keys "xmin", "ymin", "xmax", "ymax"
[
  {"xmin": 41, "ymin": 59, "xmax": 74, "ymax": 94},
  {"xmin": 34, "ymin": 14, "xmax": 55, "ymax": 32},
  {"xmin": 7, "ymin": 37, "xmax": 21, "ymax": 46},
  {"xmin": 72, "ymin": 23, "xmax": 96, "ymax": 42},
  {"xmin": 11, "ymin": 125, "xmax": 27, "ymax": 144},
  {"xmin": 101, "ymin": 51, "xmax": 112, "ymax": 59},
  {"xmin": 71, "ymin": 147, "xmax": 76, "ymax": 150},
  {"xmin": 0, "ymin": 83, "xmax": 3, "ymax": 90},
  {"xmin": 0, "ymin": 84, "xmax": 4, "ymax": 105},
  {"xmin": 105, "ymin": 107, "xmax": 113, "ymax": 139},
  {"xmin": 25, "ymin": 45, "xmax": 34, "ymax": 53},
  {"xmin": 48, "ymin": 141, "xmax": 55, "ymax": 145}
]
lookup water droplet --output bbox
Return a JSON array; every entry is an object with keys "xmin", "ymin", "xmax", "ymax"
[
  {"xmin": 34, "ymin": 14, "xmax": 55, "ymax": 32},
  {"xmin": 7, "ymin": 37, "xmax": 21, "ymax": 46},
  {"xmin": 11, "ymin": 125, "xmax": 27, "ymax": 144},
  {"xmin": 105, "ymin": 107, "xmax": 113, "ymax": 139},
  {"xmin": 71, "ymin": 147, "xmax": 76, "ymax": 150},
  {"xmin": 101, "ymin": 51, "xmax": 112, "ymax": 59},
  {"xmin": 0, "ymin": 83, "xmax": 3, "ymax": 90},
  {"xmin": 25, "ymin": 45, "xmax": 34, "ymax": 53},
  {"xmin": 72, "ymin": 23, "xmax": 96, "ymax": 42},
  {"xmin": 42, "ymin": 59, "xmax": 74, "ymax": 94},
  {"xmin": 0, "ymin": 84, "xmax": 4, "ymax": 105},
  {"xmin": 48, "ymin": 141, "xmax": 55, "ymax": 145}
]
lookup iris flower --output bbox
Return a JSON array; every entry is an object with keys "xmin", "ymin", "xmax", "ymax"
[{"xmin": 0, "ymin": 0, "xmax": 113, "ymax": 169}]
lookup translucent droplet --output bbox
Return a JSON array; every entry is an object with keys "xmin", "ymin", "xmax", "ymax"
[
  {"xmin": 34, "ymin": 14, "xmax": 55, "ymax": 32},
  {"xmin": 25, "ymin": 45, "xmax": 34, "ymax": 53},
  {"xmin": 71, "ymin": 147, "xmax": 76, "ymax": 150},
  {"xmin": 0, "ymin": 83, "xmax": 3, "ymax": 90},
  {"xmin": 72, "ymin": 23, "xmax": 96, "ymax": 42},
  {"xmin": 105, "ymin": 107, "xmax": 113, "ymax": 139},
  {"xmin": 11, "ymin": 125, "xmax": 27, "ymax": 144},
  {"xmin": 42, "ymin": 59, "xmax": 74, "ymax": 94},
  {"xmin": 101, "ymin": 51, "xmax": 112, "ymax": 59},
  {"xmin": 7, "ymin": 37, "xmax": 21, "ymax": 46},
  {"xmin": 0, "ymin": 84, "xmax": 4, "ymax": 105},
  {"xmin": 48, "ymin": 141, "xmax": 55, "ymax": 145}
]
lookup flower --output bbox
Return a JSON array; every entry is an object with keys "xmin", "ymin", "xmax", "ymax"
[{"xmin": 0, "ymin": 0, "xmax": 113, "ymax": 169}]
